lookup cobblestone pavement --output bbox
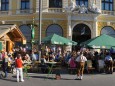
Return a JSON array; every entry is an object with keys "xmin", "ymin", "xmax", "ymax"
[{"xmin": 0, "ymin": 73, "xmax": 115, "ymax": 86}]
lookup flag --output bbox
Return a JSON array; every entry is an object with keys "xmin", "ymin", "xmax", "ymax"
[
  {"xmin": 81, "ymin": 27, "xmax": 85, "ymax": 35},
  {"xmin": 32, "ymin": 26, "xmax": 35, "ymax": 39},
  {"xmin": 31, "ymin": 17, "xmax": 35, "ymax": 39}
]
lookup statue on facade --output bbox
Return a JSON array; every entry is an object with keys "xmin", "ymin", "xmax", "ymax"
[
  {"xmin": 88, "ymin": 3, "xmax": 101, "ymax": 14},
  {"xmin": 64, "ymin": 0, "xmax": 101, "ymax": 14},
  {"xmin": 65, "ymin": 0, "xmax": 79, "ymax": 12},
  {"xmin": 78, "ymin": 4, "xmax": 88, "ymax": 14}
]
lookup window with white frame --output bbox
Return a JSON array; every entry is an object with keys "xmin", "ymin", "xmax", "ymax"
[
  {"xmin": 102, "ymin": 0, "xmax": 113, "ymax": 11},
  {"xmin": 21, "ymin": 0, "xmax": 30, "ymax": 10},
  {"xmin": 1, "ymin": 0, "xmax": 9, "ymax": 11},
  {"xmin": 49, "ymin": 0, "xmax": 62, "ymax": 8}
]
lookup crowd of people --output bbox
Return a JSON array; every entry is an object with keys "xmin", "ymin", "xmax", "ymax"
[
  {"xmin": 41, "ymin": 46, "xmax": 115, "ymax": 80},
  {"xmin": 0, "ymin": 46, "xmax": 37, "ymax": 82},
  {"xmin": 0, "ymin": 45, "xmax": 115, "ymax": 81}
]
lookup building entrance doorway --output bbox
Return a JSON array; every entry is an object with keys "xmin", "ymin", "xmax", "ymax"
[{"xmin": 72, "ymin": 23, "xmax": 91, "ymax": 50}]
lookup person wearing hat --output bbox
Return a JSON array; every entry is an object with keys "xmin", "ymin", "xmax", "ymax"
[{"xmin": 76, "ymin": 52, "xmax": 87, "ymax": 80}]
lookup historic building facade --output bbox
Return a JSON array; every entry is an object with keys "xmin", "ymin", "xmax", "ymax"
[{"xmin": 0, "ymin": 0, "xmax": 115, "ymax": 51}]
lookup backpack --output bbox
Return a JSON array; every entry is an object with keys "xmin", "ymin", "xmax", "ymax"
[{"xmin": 69, "ymin": 58, "xmax": 76, "ymax": 68}]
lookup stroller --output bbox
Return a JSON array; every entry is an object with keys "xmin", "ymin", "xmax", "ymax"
[
  {"xmin": 0, "ymin": 71, "xmax": 4, "ymax": 79},
  {"xmin": 0, "ymin": 62, "xmax": 5, "ymax": 79}
]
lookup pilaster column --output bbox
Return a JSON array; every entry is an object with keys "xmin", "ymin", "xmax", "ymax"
[
  {"xmin": 9, "ymin": 0, "xmax": 12, "ymax": 10},
  {"xmin": 30, "ymin": 0, "xmax": 32, "ymax": 9},
  {"xmin": 16, "ymin": 0, "xmax": 20, "ymax": 14},
  {"xmin": 9, "ymin": 0, "xmax": 12, "ymax": 15},
  {"xmin": 114, "ymin": 0, "xmax": 115, "ymax": 15},
  {"xmin": 66, "ymin": 13, "xmax": 72, "ymax": 51},
  {"xmin": 30, "ymin": 0, "xmax": 33, "ymax": 13},
  {"xmin": 0, "ymin": 0, "xmax": 1, "ymax": 9},
  {"xmin": 93, "ymin": 17, "xmax": 98, "ymax": 38},
  {"xmin": 67, "ymin": 13, "xmax": 72, "ymax": 37}
]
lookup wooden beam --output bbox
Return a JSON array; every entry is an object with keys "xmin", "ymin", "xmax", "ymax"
[{"xmin": 13, "ymin": 38, "xmax": 22, "ymax": 41}]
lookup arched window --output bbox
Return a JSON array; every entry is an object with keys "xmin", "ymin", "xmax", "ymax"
[
  {"xmin": 72, "ymin": 23, "xmax": 91, "ymax": 44},
  {"xmin": 46, "ymin": 24, "xmax": 63, "ymax": 36},
  {"xmin": 19, "ymin": 25, "xmax": 31, "ymax": 49},
  {"xmin": 102, "ymin": 0, "xmax": 113, "ymax": 11},
  {"xmin": 19, "ymin": 25, "xmax": 31, "ymax": 42},
  {"xmin": 101, "ymin": 26, "xmax": 115, "ymax": 37}
]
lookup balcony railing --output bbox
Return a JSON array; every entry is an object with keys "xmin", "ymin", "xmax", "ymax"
[
  {"xmin": 0, "ymin": 10, "xmax": 12, "ymax": 15},
  {"xmin": 41, "ymin": 8, "xmax": 115, "ymax": 16},
  {"xmin": 16, "ymin": 9, "xmax": 34, "ymax": 14},
  {"xmin": 0, "ymin": 9, "xmax": 34, "ymax": 15},
  {"xmin": 39, "ymin": 8, "xmax": 65, "ymax": 13},
  {"xmin": 0, "ymin": 9, "xmax": 115, "ymax": 16},
  {"xmin": 48, "ymin": 8, "xmax": 64, "ymax": 13},
  {"xmin": 101, "ymin": 10, "xmax": 115, "ymax": 15}
]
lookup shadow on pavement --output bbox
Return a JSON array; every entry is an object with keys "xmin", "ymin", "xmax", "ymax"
[
  {"xmin": 30, "ymin": 75, "xmax": 56, "ymax": 80},
  {"xmin": 30, "ymin": 76, "xmax": 46, "ymax": 79},
  {"xmin": 2, "ymin": 78, "xmax": 16, "ymax": 82},
  {"xmin": 30, "ymin": 75, "xmax": 76, "ymax": 80},
  {"xmin": 12, "ymin": 76, "xmax": 16, "ymax": 78},
  {"xmin": 61, "ymin": 78, "xmax": 75, "ymax": 80}
]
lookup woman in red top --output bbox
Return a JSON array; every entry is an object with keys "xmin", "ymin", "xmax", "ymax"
[{"xmin": 15, "ymin": 54, "xmax": 24, "ymax": 82}]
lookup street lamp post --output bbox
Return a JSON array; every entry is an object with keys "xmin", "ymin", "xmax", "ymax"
[
  {"xmin": 31, "ymin": 24, "xmax": 33, "ymax": 50},
  {"xmin": 38, "ymin": 0, "xmax": 42, "ymax": 61},
  {"xmin": 31, "ymin": 18, "xmax": 35, "ymax": 50}
]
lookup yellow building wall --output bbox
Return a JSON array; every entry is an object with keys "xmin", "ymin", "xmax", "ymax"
[
  {"xmin": 98, "ymin": 22, "xmax": 115, "ymax": 35},
  {"xmin": 42, "ymin": 20, "xmax": 67, "ymax": 38},
  {"xmin": 97, "ymin": 15, "xmax": 115, "ymax": 35},
  {"xmin": 0, "ymin": 0, "xmax": 115, "ymax": 46},
  {"xmin": 11, "ymin": 0, "xmax": 17, "ymax": 15},
  {"xmin": 33, "ymin": 0, "xmax": 37, "ymax": 13}
]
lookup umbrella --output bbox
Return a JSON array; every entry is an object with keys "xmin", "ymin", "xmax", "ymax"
[
  {"xmin": 81, "ymin": 34, "xmax": 115, "ymax": 49},
  {"xmin": 42, "ymin": 34, "xmax": 77, "ymax": 45}
]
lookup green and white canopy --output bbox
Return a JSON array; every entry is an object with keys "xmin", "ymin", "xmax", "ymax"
[
  {"xmin": 42, "ymin": 34, "xmax": 77, "ymax": 45},
  {"xmin": 81, "ymin": 34, "xmax": 115, "ymax": 49}
]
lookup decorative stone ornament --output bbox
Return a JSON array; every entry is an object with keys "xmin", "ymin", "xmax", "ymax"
[{"xmin": 65, "ymin": 0, "xmax": 101, "ymax": 14}]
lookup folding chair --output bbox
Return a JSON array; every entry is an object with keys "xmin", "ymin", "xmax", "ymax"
[
  {"xmin": 98, "ymin": 60, "xmax": 105, "ymax": 73},
  {"xmin": 86, "ymin": 60, "xmax": 95, "ymax": 73},
  {"xmin": 23, "ymin": 64, "xmax": 29, "ymax": 79}
]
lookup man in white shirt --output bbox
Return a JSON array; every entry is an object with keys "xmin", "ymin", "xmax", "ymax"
[
  {"xmin": 105, "ymin": 54, "xmax": 112, "ymax": 61},
  {"xmin": 76, "ymin": 52, "xmax": 87, "ymax": 80},
  {"xmin": 104, "ymin": 52, "xmax": 113, "ymax": 74}
]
